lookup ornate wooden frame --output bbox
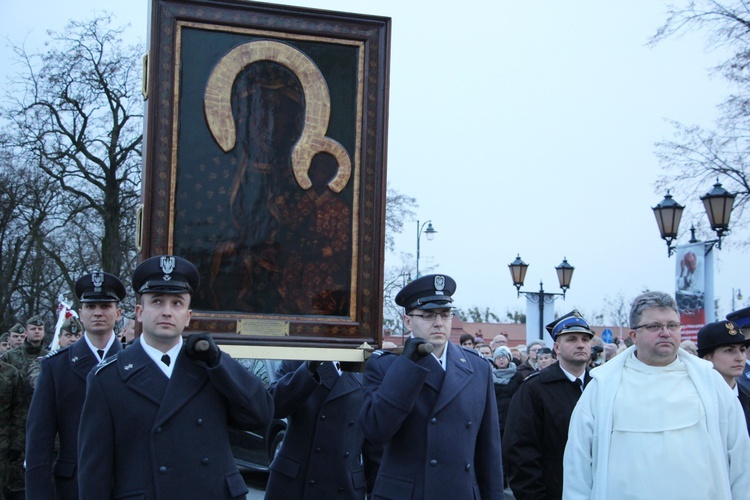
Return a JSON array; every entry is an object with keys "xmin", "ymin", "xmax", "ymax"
[{"xmin": 139, "ymin": 0, "xmax": 390, "ymax": 354}]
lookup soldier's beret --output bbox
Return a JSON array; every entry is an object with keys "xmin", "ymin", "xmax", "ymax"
[
  {"xmin": 61, "ymin": 316, "xmax": 83, "ymax": 335},
  {"xmin": 25, "ymin": 315, "xmax": 44, "ymax": 327},
  {"xmin": 75, "ymin": 272, "xmax": 126, "ymax": 303},
  {"xmin": 9, "ymin": 323, "xmax": 25, "ymax": 334},
  {"xmin": 697, "ymin": 320, "xmax": 749, "ymax": 358},
  {"xmin": 545, "ymin": 309, "xmax": 594, "ymax": 341},
  {"xmin": 395, "ymin": 274, "xmax": 456, "ymax": 313},
  {"xmin": 132, "ymin": 255, "xmax": 200, "ymax": 295}
]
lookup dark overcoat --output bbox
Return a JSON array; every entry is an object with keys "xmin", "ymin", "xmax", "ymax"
[
  {"xmin": 26, "ymin": 338, "xmax": 121, "ymax": 499},
  {"xmin": 739, "ymin": 382, "xmax": 750, "ymax": 436},
  {"xmin": 738, "ymin": 362, "xmax": 750, "ymax": 392},
  {"xmin": 502, "ymin": 362, "xmax": 591, "ymax": 500},
  {"xmin": 77, "ymin": 338, "xmax": 273, "ymax": 500},
  {"xmin": 265, "ymin": 360, "xmax": 379, "ymax": 499},
  {"xmin": 360, "ymin": 342, "xmax": 503, "ymax": 500}
]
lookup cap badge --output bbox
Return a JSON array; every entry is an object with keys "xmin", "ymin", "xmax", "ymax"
[
  {"xmin": 434, "ymin": 275, "xmax": 445, "ymax": 295},
  {"xmin": 726, "ymin": 322, "xmax": 739, "ymax": 336},
  {"xmin": 70, "ymin": 325, "xmax": 79, "ymax": 334},
  {"xmin": 160, "ymin": 256, "xmax": 175, "ymax": 281},
  {"xmin": 92, "ymin": 271, "xmax": 104, "ymax": 292}
]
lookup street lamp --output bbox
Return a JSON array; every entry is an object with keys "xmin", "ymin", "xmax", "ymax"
[
  {"xmin": 732, "ymin": 288, "xmax": 743, "ymax": 311},
  {"xmin": 508, "ymin": 255, "xmax": 574, "ymax": 341},
  {"xmin": 652, "ymin": 180, "xmax": 735, "ymax": 256},
  {"xmin": 416, "ymin": 220, "xmax": 437, "ymax": 278}
]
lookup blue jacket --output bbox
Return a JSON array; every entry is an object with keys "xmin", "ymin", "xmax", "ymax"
[
  {"xmin": 77, "ymin": 338, "xmax": 273, "ymax": 499},
  {"xmin": 738, "ymin": 362, "xmax": 750, "ymax": 392},
  {"xmin": 26, "ymin": 337, "xmax": 122, "ymax": 500},
  {"xmin": 265, "ymin": 360, "xmax": 380, "ymax": 499},
  {"xmin": 360, "ymin": 342, "xmax": 503, "ymax": 499}
]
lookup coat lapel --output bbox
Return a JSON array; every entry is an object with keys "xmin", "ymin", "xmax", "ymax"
[
  {"xmin": 118, "ymin": 340, "xmax": 168, "ymax": 406},
  {"xmin": 69, "ymin": 340, "xmax": 98, "ymax": 382},
  {"xmin": 432, "ymin": 343, "xmax": 473, "ymax": 414},
  {"xmin": 154, "ymin": 347, "xmax": 207, "ymax": 426},
  {"xmin": 325, "ymin": 370, "xmax": 362, "ymax": 403}
]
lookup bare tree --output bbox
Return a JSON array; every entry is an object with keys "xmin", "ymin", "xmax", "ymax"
[
  {"xmin": 651, "ymin": 1, "xmax": 750, "ymax": 240},
  {"xmin": 3, "ymin": 14, "xmax": 143, "ymax": 276}
]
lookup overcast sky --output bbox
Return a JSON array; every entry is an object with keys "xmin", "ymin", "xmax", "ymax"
[{"xmin": 3, "ymin": 0, "xmax": 747, "ymax": 323}]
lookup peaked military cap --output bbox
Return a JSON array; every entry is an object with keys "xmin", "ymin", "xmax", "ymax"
[
  {"xmin": 696, "ymin": 320, "xmax": 749, "ymax": 358},
  {"xmin": 727, "ymin": 306, "xmax": 750, "ymax": 328},
  {"xmin": 395, "ymin": 274, "xmax": 456, "ymax": 313},
  {"xmin": 132, "ymin": 255, "xmax": 200, "ymax": 295},
  {"xmin": 25, "ymin": 314, "xmax": 44, "ymax": 326},
  {"xmin": 8, "ymin": 323, "xmax": 25, "ymax": 334},
  {"xmin": 545, "ymin": 309, "xmax": 594, "ymax": 341},
  {"xmin": 75, "ymin": 272, "xmax": 126, "ymax": 303},
  {"xmin": 61, "ymin": 316, "xmax": 83, "ymax": 335}
]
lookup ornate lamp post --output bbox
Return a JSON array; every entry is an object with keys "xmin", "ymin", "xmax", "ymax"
[
  {"xmin": 416, "ymin": 220, "xmax": 437, "ymax": 278},
  {"xmin": 509, "ymin": 255, "xmax": 574, "ymax": 341},
  {"xmin": 653, "ymin": 180, "xmax": 735, "ymax": 256}
]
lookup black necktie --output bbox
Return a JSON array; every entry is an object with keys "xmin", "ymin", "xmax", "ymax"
[
  {"xmin": 161, "ymin": 354, "xmax": 170, "ymax": 366},
  {"xmin": 97, "ymin": 349, "xmax": 104, "ymax": 360},
  {"xmin": 575, "ymin": 378, "xmax": 583, "ymax": 391}
]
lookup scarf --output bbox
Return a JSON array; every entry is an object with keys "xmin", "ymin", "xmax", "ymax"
[{"xmin": 492, "ymin": 362, "xmax": 517, "ymax": 385}]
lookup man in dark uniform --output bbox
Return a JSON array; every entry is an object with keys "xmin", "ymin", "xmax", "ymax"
[
  {"xmin": 503, "ymin": 309, "xmax": 593, "ymax": 499},
  {"xmin": 77, "ymin": 255, "xmax": 273, "ymax": 499},
  {"xmin": 359, "ymin": 274, "xmax": 503, "ymax": 499},
  {"xmin": 2, "ymin": 314, "xmax": 48, "ymax": 499},
  {"xmin": 727, "ymin": 306, "xmax": 750, "ymax": 392},
  {"xmin": 697, "ymin": 319, "xmax": 750, "ymax": 435},
  {"xmin": 26, "ymin": 271, "xmax": 126, "ymax": 499},
  {"xmin": 265, "ymin": 359, "xmax": 379, "ymax": 499}
]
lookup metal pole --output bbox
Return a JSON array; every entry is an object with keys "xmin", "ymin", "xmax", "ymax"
[
  {"xmin": 538, "ymin": 281, "xmax": 545, "ymax": 341},
  {"xmin": 416, "ymin": 220, "xmax": 421, "ymax": 278}
]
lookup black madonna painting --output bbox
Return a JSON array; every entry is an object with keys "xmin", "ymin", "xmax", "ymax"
[{"xmin": 173, "ymin": 30, "xmax": 359, "ymax": 317}]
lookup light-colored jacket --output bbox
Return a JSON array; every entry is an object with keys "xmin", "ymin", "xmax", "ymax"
[{"xmin": 563, "ymin": 346, "xmax": 750, "ymax": 499}]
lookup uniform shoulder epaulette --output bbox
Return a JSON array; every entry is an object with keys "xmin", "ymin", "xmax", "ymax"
[
  {"xmin": 370, "ymin": 349, "xmax": 394, "ymax": 360},
  {"xmin": 45, "ymin": 345, "xmax": 71, "ymax": 359},
  {"xmin": 523, "ymin": 371, "xmax": 541, "ymax": 382},
  {"xmin": 94, "ymin": 357, "xmax": 117, "ymax": 375}
]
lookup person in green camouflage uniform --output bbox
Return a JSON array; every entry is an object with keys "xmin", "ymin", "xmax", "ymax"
[
  {"xmin": 0, "ymin": 360, "xmax": 24, "ymax": 500},
  {"xmin": 1, "ymin": 315, "xmax": 48, "ymax": 500}
]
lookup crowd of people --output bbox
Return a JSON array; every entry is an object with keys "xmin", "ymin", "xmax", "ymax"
[{"xmin": 1, "ymin": 266, "xmax": 749, "ymax": 499}]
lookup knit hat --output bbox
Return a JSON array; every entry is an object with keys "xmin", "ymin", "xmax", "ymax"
[{"xmin": 493, "ymin": 346, "xmax": 512, "ymax": 361}]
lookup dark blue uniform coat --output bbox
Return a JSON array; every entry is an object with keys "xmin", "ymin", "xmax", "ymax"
[
  {"xmin": 265, "ymin": 360, "xmax": 379, "ymax": 499},
  {"xmin": 77, "ymin": 338, "xmax": 273, "ymax": 499},
  {"xmin": 360, "ymin": 342, "xmax": 503, "ymax": 499},
  {"xmin": 738, "ymin": 362, "xmax": 750, "ymax": 392},
  {"xmin": 26, "ymin": 337, "xmax": 122, "ymax": 500}
]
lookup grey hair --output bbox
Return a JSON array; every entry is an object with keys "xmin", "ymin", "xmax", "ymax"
[
  {"xmin": 629, "ymin": 291, "xmax": 678, "ymax": 328},
  {"xmin": 527, "ymin": 339, "xmax": 546, "ymax": 350}
]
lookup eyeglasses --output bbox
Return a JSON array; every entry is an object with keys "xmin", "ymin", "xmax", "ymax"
[
  {"xmin": 408, "ymin": 311, "xmax": 454, "ymax": 321},
  {"xmin": 633, "ymin": 323, "xmax": 682, "ymax": 333}
]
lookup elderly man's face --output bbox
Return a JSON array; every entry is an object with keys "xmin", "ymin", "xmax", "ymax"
[{"xmin": 528, "ymin": 344, "xmax": 542, "ymax": 361}]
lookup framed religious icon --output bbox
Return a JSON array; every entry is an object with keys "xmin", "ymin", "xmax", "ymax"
[{"xmin": 138, "ymin": 0, "xmax": 390, "ymax": 359}]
